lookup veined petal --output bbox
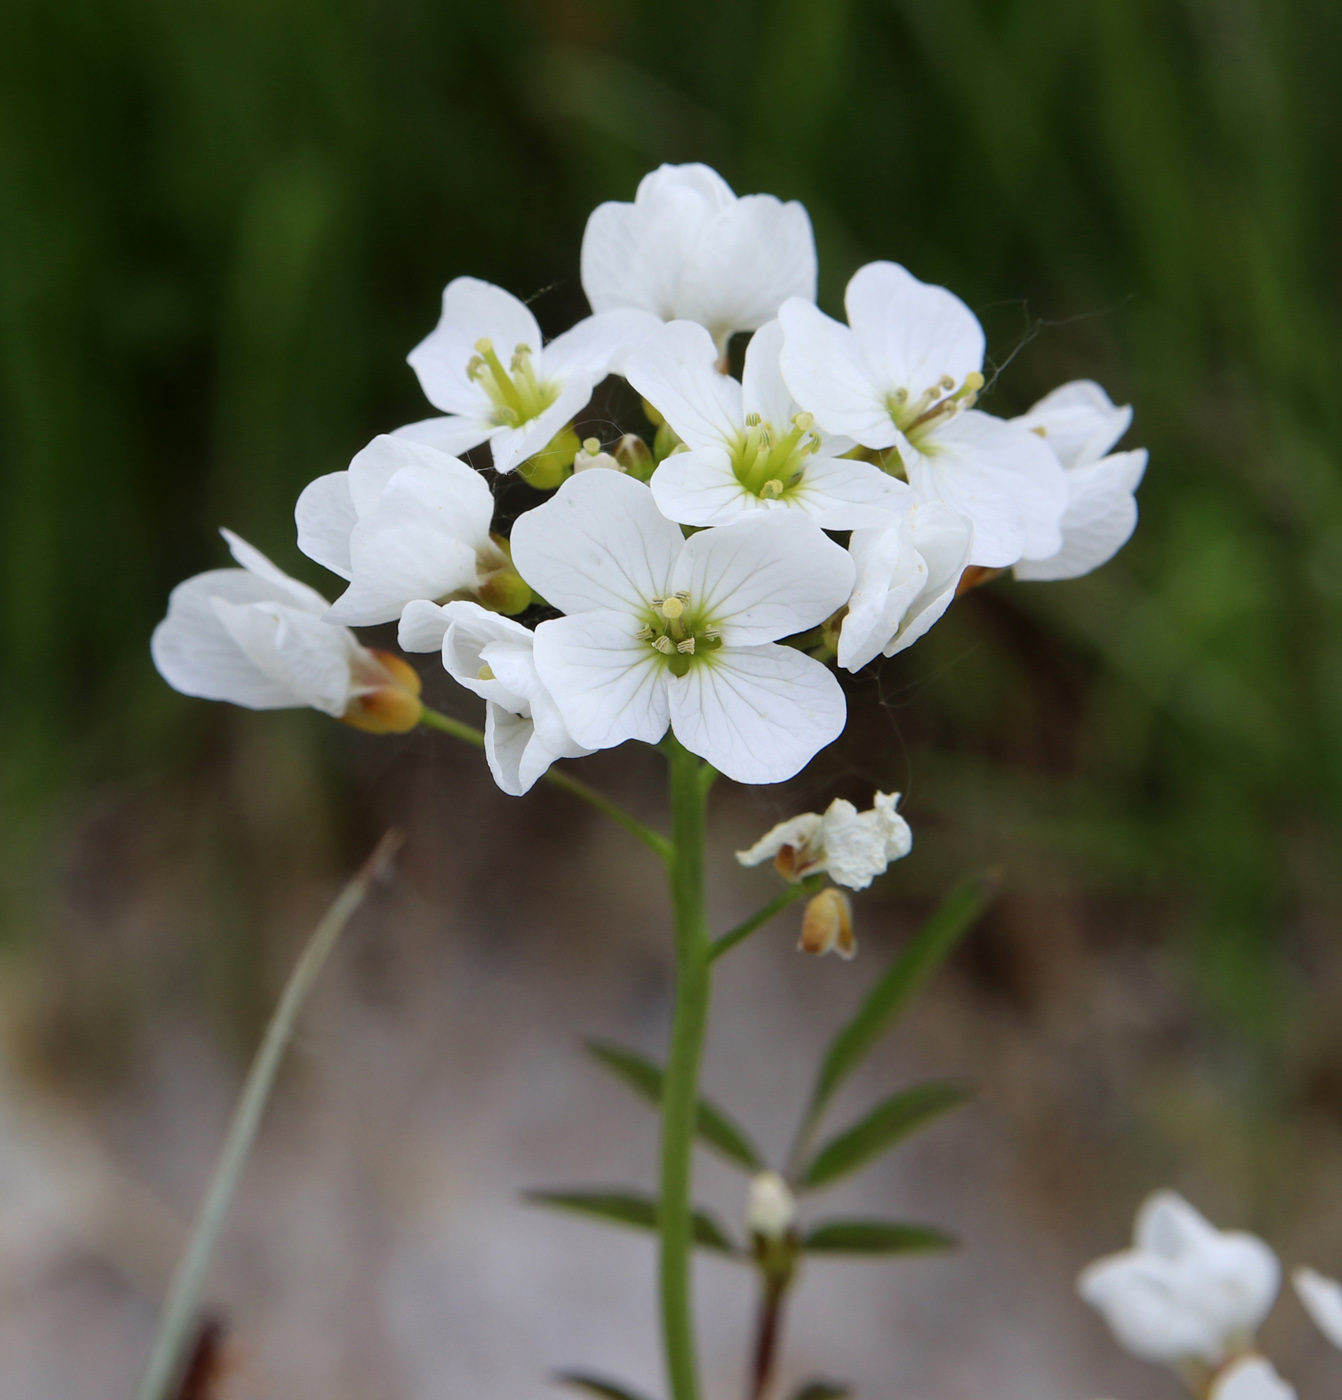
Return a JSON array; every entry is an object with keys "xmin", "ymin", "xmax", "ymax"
[
  {"xmin": 740, "ymin": 319, "xmax": 797, "ymax": 431},
  {"xmin": 487, "ymin": 373, "xmax": 595, "ymax": 476},
  {"xmin": 674, "ymin": 513, "xmax": 855, "ymax": 644},
  {"xmin": 391, "ymin": 413, "xmax": 496, "ymax": 459},
  {"xmin": 625, "ymin": 320, "xmax": 743, "ymax": 448},
  {"xmin": 408, "ymin": 277, "xmax": 542, "ymax": 417},
  {"xmin": 649, "ymin": 445, "xmax": 754, "ymax": 527},
  {"xmin": 346, "ymin": 434, "xmax": 467, "ymax": 518},
  {"xmin": 484, "ymin": 703, "xmax": 534, "ymax": 796},
  {"xmin": 510, "ymin": 470, "xmax": 682, "ymax": 615},
  {"xmin": 778, "ymin": 298, "xmax": 898, "ymax": 448},
  {"xmin": 438, "ymin": 600, "xmax": 533, "ymax": 711},
  {"xmin": 542, "ymin": 307, "xmax": 662, "ymax": 381},
  {"xmin": 1014, "ymin": 449, "xmax": 1146, "ymax": 582},
  {"xmin": 785, "ymin": 453, "xmax": 912, "ymax": 530},
  {"xmin": 906, "ymin": 410, "xmax": 1067, "ymax": 568},
  {"xmin": 295, "ymin": 473, "xmax": 358, "ymax": 581},
  {"xmin": 667, "ymin": 644, "xmax": 845, "ymax": 784},
  {"xmin": 532, "ymin": 612, "xmax": 670, "ymax": 750},
  {"xmin": 885, "ymin": 501, "xmax": 972, "ymax": 655},
  {"xmin": 398, "ymin": 599, "xmax": 453, "ymax": 653},
  {"xmin": 844, "ymin": 261, "xmax": 984, "ymax": 399},
  {"xmin": 213, "ymin": 599, "xmax": 355, "ymax": 717},
  {"xmin": 220, "ymin": 530, "xmax": 329, "ymax": 614},
  {"xmin": 1015, "ymin": 379, "xmax": 1133, "ymax": 469},
  {"xmin": 839, "ymin": 523, "xmax": 929, "ymax": 672}
]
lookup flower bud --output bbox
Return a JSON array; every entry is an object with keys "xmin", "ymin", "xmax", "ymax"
[
  {"xmin": 573, "ymin": 436, "xmax": 627, "ymax": 474},
  {"xmin": 612, "ymin": 433, "xmax": 655, "ymax": 481},
  {"xmin": 653, "ymin": 420, "xmax": 682, "ymax": 462},
  {"xmin": 799, "ymin": 888, "xmax": 855, "ymax": 959},
  {"xmin": 341, "ymin": 650, "xmax": 423, "ymax": 734},
  {"xmin": 746, "ymin": 1171, "xmax": 797, "ymax": 1241},
  {"xmin": 478, "ymin": 564, "xmax": 533, "ymax": 614},
  {"xmin": 518, "ymin": 425, "xmax": 581, "ymax": 489}
]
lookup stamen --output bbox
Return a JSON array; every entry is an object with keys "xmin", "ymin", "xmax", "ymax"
[
  {"xmin": 745, "ymin": 412, "xmax": 762, "ymax": 427},
  {"xmin": 652, "ymin": 636, "xmax": 675, "ymax": 655},
  {"xmin": 634, "ymin": 625, "xmax": 655, "ymax": 640},
  {"xmin": 676, "ymin": 637, "xmax": 696, "ymax": 654}
]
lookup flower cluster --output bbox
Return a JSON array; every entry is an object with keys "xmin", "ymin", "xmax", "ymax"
[
  {"xmin": 1080, "ymin": 1189, "xmax": 1342, "ymax": 1399},
  {"xmin": 154, "ymin": 162, "xmax": 1146, "ymax": 791}
]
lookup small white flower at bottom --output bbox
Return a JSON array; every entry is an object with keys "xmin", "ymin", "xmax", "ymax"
[
  {"xmin": 746, "ymin": 1171, "xmax": 797, "ymax": 1241},
  {"xmin": 1211, "ymin": 1356, "xmax": 1295, "ymax": 1400},
  {"xmin": 1293, "ymin": 1266, "xmax": 1342, "ymax": 1349},
  {"xmin": 736, "ymin": 793, "xmax": 912, "ymax": 891}
]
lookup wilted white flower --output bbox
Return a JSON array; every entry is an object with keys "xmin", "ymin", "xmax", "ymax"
[
  {"xmin": 399, "ymin": 600, "xmax": 591, "ymax": 796},
  {"xmin": 1078, "ymin": 1191, "xmax": 1280, "ymax": 1367},
  {"xmin": 397, "ymin": 277, "xmax": 657, "ymax": 474},
  {"xmin": 1293, "ymin": 1266, "xmax": 1342, "ymax": 1349},
  {"xmin": 627, "ymin": 319, "xmax": 907, "ymax": 529},
  {"xmin": 1211, "ymin": 1356, "xmax": 1296, "ymax": 1400},
  {"xmin": 799, "ymin": 887, "xmax": 856, "ymax": 959},
  {"xmin": 510, "ymin": 470, "xmax": 854, "ymax": 785},
  {"xmin": 581, "ymin": 162, "xmax": 816, "ymax": 351},
  {"xmin": 1012, "ymin": 380, "xmax": 1148, "ymax": 582},
  {"xmin": 837, "ymin": 500, "xmax": 973, "ymax": 671},
  {"xmin": 151, "ymin": 530, "xmax": 422, "ymax": 733},
  {"xmin": 778, "ymin": 261, "xmax": 1067, "ymax": 568},
  {"xmin": 736, "ymin": 792, "xmax": 911, "ymax": 890},
  {"xmin": 746, "ymin": 1171, "xmax": 797, "ymax": 1240},
  {"xmin": 295, "ymin": 435, "xmax": 529, "ymax": 627}
]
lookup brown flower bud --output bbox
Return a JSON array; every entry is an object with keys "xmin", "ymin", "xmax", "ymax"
[
  {"xmin": 341, "ymin": 650, "xmax": 423, "ymax": 735},
  {"xmin": 799, "ymin": 888, "xmax": 855, "ymax": 959}
]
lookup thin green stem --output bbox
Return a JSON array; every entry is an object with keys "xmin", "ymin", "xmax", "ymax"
[
  {"xmin": 419, "ymin": 706, "xmax": 671, "ymax": 861},
  {"xmin": 709, "ymin": 883, "xmax": 812, "ymax": 963},
  {"xmin": 660, "ymin": 737, "xmax": 714, "ymax": 1400},
  {"xmin": 132, "ymin": 832, "xmax": 401, "ymax": 1400}
]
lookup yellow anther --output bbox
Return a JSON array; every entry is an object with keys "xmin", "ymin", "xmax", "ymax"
[
  {"xmin": 939, "ymin": 374, "xmax": 956, "ymax": 391},
  {"xmin": 963, "ymin": 370, "xmax": 984, "ymax": 393},
  {"xmin": 514, "ymin": 342, "xmax": 532, "ymax": 357},
  {"xmin": 653, "ymin": 635, "xmax": 675, "ymax": 654},
  {"xmin": 703, "ymin": 626, "xmax": 720, "ymax": 640},
  {"xmin": 474, "ymin": 337, "xmax": 494, "ymax": 355},
  {"xmin": 677, "ymin": 637, "xmax": 696, "ymax": 654},
  {"xmin": 660, "ymin": 596, "xmax": 685, "ymax": 619},
  {"xmin": 466, "ymin": 355, "xmax": 484, "ymax": 378},
  {"xmin": 792, "ymin": 412, "xmax": 814, "ymax": 433},
  {"xmin": 760, "ymin": 479, "xmax": 784, "ymax": 498},
  {"xmin": 635, "ymin": 625, "xmax": 655, "ymax": 640},
  {"xmin": 745, "ymin": 412, "xmax": 762, "ymax": 427},
  {"xmin": 675, "ymin": 590, "xmax": 690, "ymax": 601},
  {"xmin": 477, "ymin": 663, "xmax": 495, "ymax": 681}
]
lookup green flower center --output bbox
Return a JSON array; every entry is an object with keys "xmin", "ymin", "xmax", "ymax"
[
  {"xmin": 885, "ymin": 370, "xmax": 984, "ymax": 446},
  {"xmin": 467, "ymin": 337, "xmax": 560, "ymax": 428},
  {"xmin": 730, "ymin": 412, "xmax": 822, "ymax": 499},
  {"xmin": 637, "ymin": 593, "xmax": 724, "ymax": 678}
]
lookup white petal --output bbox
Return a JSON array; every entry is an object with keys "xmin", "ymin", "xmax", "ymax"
[
  {"xmin": 784, "ymin": 453, "xmax": 912, "ymax": 530},
  {"xmin": 1079, "ymin": 1253, "xmax": 1228, "ymax": 1364},
  {"xmin": 1014, "ymin": 379, "xmax": 1133, "ymax": 469},
  {"xmin": 778, "ymin": 298, "xmax": 897, "ymax": 448},
  {"xmin": 817, "ymin": 800, "xmax": 892, "ymax": 890},
  {"xmin": 295, "ymin": 473, "xmax": 358, "ymax": 581},
  {"xmin": 1134, "ymin": 1191, "xmax": 1221, "ymax": 1259},
  {"xmin": 839, "ymin": 522, "xmax": 929, "ymax": 672},
  {"xmin": 326, "ymin": 459, "xmax": 496, "ymax": 626},
  {"xmin": 213, "ymin": 598, "xmax": 355, "ymax": 716},
  {"xmin": 398, "ymin": 599, "xmax": 453, "ymax": 653},
  {"xmin": 735, "ymin": 813, "xmax": 823, "ymax": 867},
  {"xmin": 346, "ymin": 434, "xmax": 462, "ymax": 518},
  {"xmin": 531, "ymin": 612, "xmax": 670, "ymax": 750},
  {"xmin": 1211, "ymin": 1357, "xmax": 1296, "ymax": 1400},
  {"xmin": 905, "ymin": 410, "xmax": 1067, "ymax": 567},
  {"xmin": 843, "ymin": 261, "xmax": 984, "ymax": 399},
  {"xmin": 879, "ymin": 500, "xmax": 973, "ymax": 658},
  {"xmin": 625, "ymin": 320, "xmax": 743, "ymax": 448},
  {"xmin": 486, "ymin": 373, "xmax": 595, "ymax": 476},
  {"xmin": 674, "ymin": 513, "xmax": 855, "ymax": 645},
  {"xmin": 542, "ymin": 307, "xmax": 662, "ymax": 381},
  {"xmin": 649, "ymin": 445, "xmax": 754, "ymax": 526},
  {"xmin": 509, "ymin": 470, "xmax": 682, "ymax": 615},
  {"xmin": 484, "ymin": 702, "xmax": 533, "ymax": 797},
  {"xmin": 1294, "ymin": 1267, "xmax": 1342, "ymax": 1349},
  {"xmin": 391, "ymin": 414, "xmax": 495, "ymax": 458},
  {"xmin": 740, "ymin": 319, "xmax": 796, "ymax": 430},
  {"xmin": 407, "ymin": 277, "xmax": 541, "ymax": 417},
  {"xmin": 667, "ymin": 643, "xmax": 845, "ymax": 784},
  {"xmin": 220, "ymin": 529, "xmax": 329, "ymax": 614},
  {"xmin": 438, "ymin": 600, "xmax": 534, "ymax": 711},
  {"xmin": 1014, "ymin": 448, "xmax": 1147, "ymax": 581}
]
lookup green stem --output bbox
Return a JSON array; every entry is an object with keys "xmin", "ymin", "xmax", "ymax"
[
  {"xmin": 709, "ymin": 883, "xmax": 813, "ymax": 963},
  {"xmin": 419, "ymin": 706, "xmax": 671, "ymax": 861},
  {"xmin": 132, "ymin": 832, "xmax": 401, "ymax": 1400},
  {"xmin": 660, "ymin": 737, "xmax": 714, "ymax": 1400}
]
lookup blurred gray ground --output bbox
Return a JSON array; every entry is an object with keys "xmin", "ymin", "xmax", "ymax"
[{"xmin": 3, "ymin": 736, "xmax": 1342, "ymax": 1400}]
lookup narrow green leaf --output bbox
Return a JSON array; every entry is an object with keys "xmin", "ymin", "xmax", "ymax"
[
  {"xmin": 526, "ymin": 1189, "xmax": 738, "ymax": 1254},
  {"xmin": 802, "ymin": 1219, "xmax": 956, "ymax": 1255},
  {"xmin": 585, "ymin": 1041, "xmax": 764, "ymax": 1171},
  {"xmin": 555, "ymin": 1373, "xmax": 655, "ymax": 1400},
  {"xmin": 790, "ymin": 1383, "xmax": 852, "ymax": 1400},
  {"xmin": 801, "ymin": 1081, "xmax": 969, "ymax": 1188},
  {"xmin": 803, "ymin": 874, "xmax": 994, "ymax": 1128}
]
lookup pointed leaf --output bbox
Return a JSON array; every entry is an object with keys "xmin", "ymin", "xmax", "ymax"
[
  {"xmin": 790, "ymin": 1384, "xmax": 852, "ymax": 1400},
  {"xmin": 801, "ymin": 1081, "xmax": 969, "ymax": 1189},
  {"xmin": 555, "ymin": 1373, "xmax": 655, "ymax": 1400},
  {"xmin": 526, "ymin": 1189, "xmax": 738, "ymax": 1254},
  {"xmin": 586, "ymin": 1041, "xmax": 764, "ymax": 1171},
  {"xmin": 802, "ymin": 1219, "xmax": 956, "ymax": 1255},
  {"xmin": 802, "ymin": 874, "xmax": 994, "ymax": 1130}
]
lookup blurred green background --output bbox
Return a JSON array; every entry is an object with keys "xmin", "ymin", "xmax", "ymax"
[{"xmin": 3, "ymin": 0, "xmax": 1342, "ymax": 1081}]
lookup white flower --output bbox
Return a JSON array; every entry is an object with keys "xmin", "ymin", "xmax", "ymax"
[
  {"xmin": 778, "ymin": 261, "xmax": 1067, "ymax": 569},
  {"xmin": 626, "ymin": 319, "xmax": 908, "ymax": 529},
  {"xmin": 837, "ymin": 500, "xmax": 973, "ymax": 671},
  {"xmin": 1211, "ymin": 1356, "xmax": 1296, "ymax": 1400},
  {"xmin": 1012, "ymin": 380, "xmax": 1148, "ymax": 582},
  {"xmin": 1078, "ymin": 1191, "xmax": 1280, "ymax": 1367},
  {"xmin": 1293, "ymin": 1266, "xmax": 1342, "ymax": 1348},
  {"xmin": 399, "ymin": 599, "xmax": 591, "ymax": 796},
  {"xmin": 736, "ymin": 792, "xmax": 911, "ymax": 890},
  {"xmin": 746, "ymin": 1172, "xmax": 797, "ymax": 1240},
  {"xmin": 151, "ymin": 530, "xmax": 422, "ymax": 732},
  {"xmin": 581, "ymin": 163, "xmax": 817, "ymax": 351},
  {"xmin": 509, "ymin": 470, "xmax": 854, "ymax": 785},
  {"xmin": 396, "ymin": 277, "xmax": 658, "ymax": 474},
  {"xmin": 296, "ymin": 434, "xmax": 529, "ymax": 627}
]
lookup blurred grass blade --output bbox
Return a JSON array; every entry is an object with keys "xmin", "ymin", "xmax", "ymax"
[
  {"xmin": 585, "ymin": 1041, "xmax": 764, "ymax": 1171},
  {"xmin": 801, "ymin": 1220, "xmax": 956, "ymax": 1255},
  {"xmin": 132, "ymin": 832, "xmax": 402, "ymax": 1400},
  {"xmin": 789, "ymin": 1383, "xmax": 852, "ymax": 1400},
  {"xmin": 797, "ymin": 874, "xmax": 994, "ymax": 1147},
  {"xmin": 555, "ymin": 1372, "xmax": 656, "ymax": 1400},
  {"xmin": 526, "ymin": 1188, "xmax": 737, "ymax": 1254},
  {"xmin": 799, "ymin": 1081, "xmax": 969, "ymax": 1189}
]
